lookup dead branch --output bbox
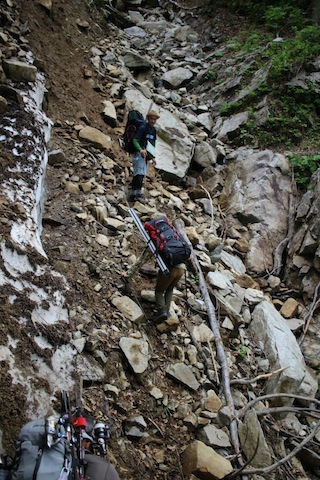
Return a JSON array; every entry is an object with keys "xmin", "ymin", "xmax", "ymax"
[
  {"xmin": 252, "ymin": 406, "xmax": 320, "ymax": 419},
  {"xmin": 200, "ymin": 185, "xmax": 214, "ymax": 232},
  {"xmin": 173, "ymin": 219, "xmax": 242, "ymax": 461},
  {"xmin": 207, "ymin": 340, "xmax": 220, "ymax": 384},
  {"xmin": 162, "ymin": 0, "xmax": 200, "ymax": 11},
  {"xmin": 230, "ymin": 367, "xmax": 288, "ymax": 385},
  {"xmin": 147, "ymin": 417, "xmax": 164, "ymax": 437},
  {"xmin": 101, "ymin": 5, "xmax": 133, "ymax": 29},
  {"xmin": 298, "ymin": 280, "xmax": 320, "ymax": 345},
  {"xmin": 273, "ymin": 195, "xmax": 296, "ymax": 276},
  {"xmin": 217, "ymin": 203, "xmax": 228, "ymax": 242},
  {"xmin": 238, "ymin": 420, "xmax": 320, "ymax": 476},
  {"xmin": 237, "ymin": 393, "xmax": 320, "ymax": 420},
  {"xmin": 225, "ymin": 432, "xmax": 261, "ymax": 479}
]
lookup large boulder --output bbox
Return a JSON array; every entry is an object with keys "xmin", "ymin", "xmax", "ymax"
[
  {"xmin": 250, "ymin": 301, "xmax": 318, "ymax": 406},
  {"xmin": 219, "ymin": 148, "xmax": 292, "ymax": 274},
  {"xmin": 286, "ymin": 169, "xmax": 320, "ymax": 299}
]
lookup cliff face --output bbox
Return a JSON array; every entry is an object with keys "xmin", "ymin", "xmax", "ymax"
[{"xmin": 0, "ymin": 1, "xmax": 319, "ymax": 479}]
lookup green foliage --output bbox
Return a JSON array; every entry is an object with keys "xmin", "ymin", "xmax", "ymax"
[
  {"xmin": 219, "ymin": 101, "xmax": 243, "ymax": 116},
  {"xmin": 205, "ymin": 1, "xmax": 320, "ymax": 149},
  {"xmin": 190, "ymin": 273, "xmax": 199, "ymax": 284},
  {"xmin": 207, "ymin": 0, "xmax": 310, "ymax": 23},
  {"xmin": 241, "ymin": 33, "xmax": 263, "ymax": 52},
  {"xmin": 289, "ymin": 154, "xmax": 320, "ymax": 188},
  {"xmin": 204, "ymin": 70, "xmax": 217, "ymax": 80},
  {"xmin": 237, "ymin": 344, "xmax": 248, "ymax": 359},
  {"xmin": 212, "ymin": 50, "xmax": 225, "ymax": 58},
  {"xmin": 266, "ymin": 26, "xmax": 320, "ymax": 81},
  {"xmin": 264, "ymin": 6, "xmax": 307, "ymax": 32}
]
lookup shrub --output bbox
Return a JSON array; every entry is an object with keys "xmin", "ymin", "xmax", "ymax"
[
  {"xmin": 264, "ymin": 6, "xmax": 307, "ymax": 32},
  {"xmin": 289, "ymin": 154, "xmax": 320, "ymax": 187}
]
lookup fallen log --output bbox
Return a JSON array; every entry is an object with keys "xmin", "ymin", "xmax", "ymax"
[{"xmin": 173, "ymin": 219, "xmax": 241, "ymax": 459}]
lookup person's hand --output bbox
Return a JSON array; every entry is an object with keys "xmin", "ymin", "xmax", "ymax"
[
  {"xmin": 152, "ymin": 157, "xmax": 157, "ymax": 166},
  {"xmin": 140, "ymin": 149, "xmax": 147, "ymax": 159}
]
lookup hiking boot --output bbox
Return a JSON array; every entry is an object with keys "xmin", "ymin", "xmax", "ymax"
[
  {"xmin": 155, "ymin": 308, "xmax": 169, "ymax": 323},
  {"xmin": 136, "ymin": 195, "xmax": 146, "ymax": 204},
  {"xmin": 128, "ymin": 195, "xmax": 137, "ymax": 203}
]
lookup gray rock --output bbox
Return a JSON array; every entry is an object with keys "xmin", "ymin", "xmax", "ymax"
[
  {"xmin": 78, "ymin": 126, "xmax": 111, "ymax": 149},
  {"xmin": 111, "ymin": 296, "xmax": 144, "ymax": 323},
  {"xmin": 119, "ymin": 337, "xmax": 149, "ymax": 374},
  {"xmin": 220, "ymin": 148, "xmax": 292, "ymax": 274},
  {"xmin": 166, "ymin": 363, "xmax": 200, "ymax": 391},
  {"xmin": 161, "ymin": 67, "xmax": 193, "ymax": 89},
  {"xmin": 215, "ymin": 111, "xmax": 249, "ymax": 142},
  {"xmin": 122, "ymin": 51, "xmax": 153, "ymax": 71},
  {"xmin": 102, "ymin": 100, "xmax": 117, "ymax": 127},
  {"xmin": 239, "ymin": 410, "xmax": 272, "ymax": 468},
  {"xmin": 193, "ymin": 142, "xmax": 217, "ymax": 168},
  {"xmin": 250, "ymin": 301, "xmax": 318, "ymax": 404},
  {"xmin": 197, "ymin": 424, "xmax": 231, "ymax": 448},
  {"xmin": 3, "ymin": 59, "xmax": 37, "ymax": 82},
  {"xmin": 48, "ymin": 149, "xmax": 66, "ymax": 166},
  {"xmin": 124, "ymin": 26, "xmax": 147, "ymax": 38}
]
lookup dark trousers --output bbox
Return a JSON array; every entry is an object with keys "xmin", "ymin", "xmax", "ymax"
[{"xmin": 130, "ymin": 174, "xmax": 144, "ymax": 199}]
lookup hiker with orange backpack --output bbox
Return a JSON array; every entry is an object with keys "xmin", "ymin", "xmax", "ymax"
[{"xmin": 123, "ymin": 215, "xmax": 191, "ymax": 322}]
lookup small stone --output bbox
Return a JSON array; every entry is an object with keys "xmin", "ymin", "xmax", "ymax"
[
  {"xmin": 150, "ymin": 387, "xmax": 163, "ymax": 400},
  {"xmin": 204, "ymin": 390, "xmax": 222, "ymax": 413},
  {"xmin": 280, "ymin": 298, "xmax": 300, "ymax": 318}
]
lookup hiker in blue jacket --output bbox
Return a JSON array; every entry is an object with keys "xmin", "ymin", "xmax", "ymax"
[{"xmin": 129, "ymin": 110, "xmax": 159, "ymax": 203}]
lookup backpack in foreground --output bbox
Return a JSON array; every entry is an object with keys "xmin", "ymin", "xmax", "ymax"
[
  {"xmin": 144, "ymin": 217, "xmax": 191, "ymax": 268},
  {"xmin": 122, "ymin": 110, "xmax": 145, "ymax": 153},
  {"xmin": 10, "ymin": 418, "xmax": 72, "ymax": 480},
  {"xmin": 0, "ymin": 460, "xmax": 11, "ymax": 480}
]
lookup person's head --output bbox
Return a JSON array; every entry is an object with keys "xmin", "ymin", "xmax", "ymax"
[{"xmin": 146, "ymin": 110, "xmax": 160, "ymax": 126}]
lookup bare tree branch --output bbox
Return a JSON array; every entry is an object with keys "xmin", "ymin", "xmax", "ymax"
[
  {"xmin": 238, "ymin": 420, "xmax": 320, "ymax": 476},
  {"xmin": 273, "ymin": 195, "xmax": 296, "ymax": 276},
  {"xmin": 237, "ymin": 393, "xmax": 320, "ymax": 420},
  {"xmin": 253, "ymin": 406, "xmax": 320, "ymax": 419},
  {"xmin": 200, "ymin": 185, "xmax": 215, "ymax": 232},
  {"xmin": 173, "ymin": 219, "xmax": 242, "ymax": 461},
  {"xmin": 230, "ymin": 367, "xmax": 288, "ymax": 386},
  {"xmin": 298, "ymin": 281, "xmax": 320, "ymax": 345}
]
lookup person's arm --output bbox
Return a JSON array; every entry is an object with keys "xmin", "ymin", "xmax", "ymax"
[
  {"xmin": 125, "ymin": 248, "xmax": 153, "ymax": 279},
  {"xmin": 133, "ymin": 138, "xmax": 143, "ymax": 152}
]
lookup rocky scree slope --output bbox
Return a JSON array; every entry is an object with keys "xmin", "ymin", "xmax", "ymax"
[{"xmin": 0, "ymin": 0, "xmax": 319, "ymax": 479}]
